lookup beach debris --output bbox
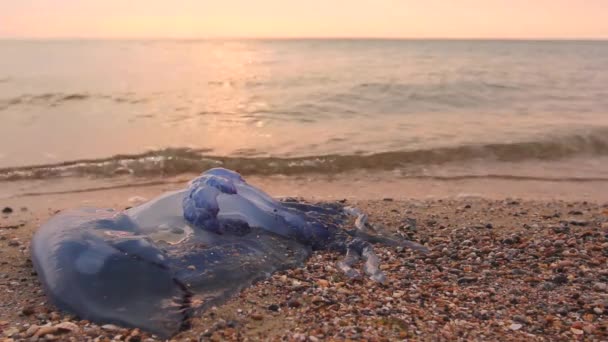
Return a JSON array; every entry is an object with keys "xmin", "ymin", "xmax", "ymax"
[{"xmin": 31, "ymin": 168, "xmax": 428, "ymax": 337}]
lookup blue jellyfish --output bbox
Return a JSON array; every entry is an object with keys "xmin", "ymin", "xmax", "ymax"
[{"xmin": 31, "ymin": 168, "xmax": 427, "ymax": 337}]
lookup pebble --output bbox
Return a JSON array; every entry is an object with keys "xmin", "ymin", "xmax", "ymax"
[
  {"xmin": 49, "ymin": 312, "xmax": 61, "ymax": 321},
  {"xmin": 1, "ymin": 207, "xmax": 13, "ymax": 214},
  {"xmin": 569, "ymin": 220, "xmax": 588, "ymax": 226},
  {"xmin": 316, "ymin": 279, "xmax": 329, "ymax": 287},
  {"xmin": 552, "ymin": 274, "xmax": 568, "ymax": 285},
  {"xmin": 287, "ymin": 300, "xmax": 302, "ymax": 308},
  {"xmin": 25, "ymin": 325, "xmax": 40, "ymax": 337},
  {"xmin": 512, "ymin": 315, "xmax": 527, "ymax": 324},
  {"xmin": 21, "ymin": 306, "xmax": 35, "ymax": 316},
  {"xmin": 101, "ymin": 324, "xmax": 122, "ymax": 332},
  {"xmin": 509, "ymin": 323, "xmax": 522, "ymax": 331},
  {"xmin": 541, "ymin": 282, "xmax": 557, "ymax": 291},
  {"xmin": 571, "ymin": 328, "xmax": 584, "ymax": 335},
  {"xmin": 457, "ymin": 276, "xmax": 478, "ymax": 285},
  {"xmin": 392, "ymin": 291, "xmax": 405, "ymax": 298},
  {"xmin": 55, "ymin": 322, "xmax": 80, "ymax": 333},
  {"xmin": 593, "ymin": 282, "xmax": 607, "ymax": 292},
  {"xmin": 34, "ymin": 325, "xmax": 59, "ymax": 337},
  {"xmin": 3, "ymin": 327, "xmax": 18, "ymax": 337}
]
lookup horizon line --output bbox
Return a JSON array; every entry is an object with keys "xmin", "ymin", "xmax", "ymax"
[{"xmin": 1, "ymin": 36, "xmax": 608, "ymax": 42}]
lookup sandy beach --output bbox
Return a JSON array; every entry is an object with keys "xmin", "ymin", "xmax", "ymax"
[
  {"xmin": 1, "ymin": 176, "xmax": 607, "ymax": 341},
  {"xmin": 3, "ymin": 8, "xmax": 608, "ymax": 342}
]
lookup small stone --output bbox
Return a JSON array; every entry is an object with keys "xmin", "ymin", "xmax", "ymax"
[
  {"xmin": 267, "ymin": 304, "xmax": 279, "ymax": 311},
  {"xmin": 457, "ymin": 276, "xmax": 477, "ymax": 285},
  {"xmin": 512, "ymin": 315, "xmax": 528, "ymax": 324},
  {"xmin": 55, "ymin": 322, "xmax": 80, "ymax": 333},
  {"xmin": 593, "ymin": 307, "xmax": 603, "ymax": 314},
  {"xmin": 49, "ymin": 312, "xmax": 60, "ymax": 321},
  {"xmin": 101, "ymin": 324, "xmax": 122, "ymax": 332},
  {"xmin": 287, "ymin": 299, "xmax": 301, "ymax": 308},
  {"xmin": 35, "ymin": 325, "xmax": 59, "ymax": 337},
  {"xmin": 2, "ymin": 207, "xmax": 13, "ymax": 214},
  {"xmin": 127, "ymin": 333, "xmax": 142, "ymax": 342},
  {"xmin": 3, "ymin": 327, "xmax": 18, "ymax": 337},
  {"xmin": 571, "ymin": 328, "xmax": 584, "ymax": 335},
  {"xmin": 569, "ymin": 220, "xmax": 588, "ymax": 226},
  {"xmin": 541, "ymin": 282, "xmax": 557, "ymax": 291},
  {"xmin": 213, "ymin": 319, "xmax": 227, "ymax": 330},
  {"xmin": 583, "ymin": 325, "xmax": 595, "ymax": 334},
  {"xmin": 310, "ymin": 296, "xmax": 324, "ymax": 304},
  {"xmin": 20, "ymin": 306, "xmax": 35, "ymax": 316},
  {"xmin": 393, "ymin": 291, "xmax": 405, "ymax": 298},
  {"xmin": 250, "ymin": 313, "xmax": 263, "ymax": 321},
  {"xmin": 593, "ymin": 282, "xmax": 607, "ymax": 292},
  {"xmin": 7, "ymin": 240, "xmax": 20, "ymax": 247},
  {"xmin": 25, "ymin": 325, "xmax": 40, "ymax": 337},
  {"xmin": 316, "ymin": 279, "xmax": 329, "ymax": 287},
  {"xmin": 509, "ymin": 323, "xmax": 522, "ymax": 331},
  {"xmin": 552, "ymin": 274, "xmax": 568, "ymax": 285},
  {"xmin": 187, "ymin": 265, "xmax": 196, "ymax": 271}
]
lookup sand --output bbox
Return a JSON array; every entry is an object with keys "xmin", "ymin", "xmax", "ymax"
[{"xmin": 1, "ymin": 177, "xmax": 608, "ymax": 341}]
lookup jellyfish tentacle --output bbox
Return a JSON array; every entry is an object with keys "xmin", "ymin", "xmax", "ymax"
[
  {"xmin": 343, "ymin": 206, "xmax": 430, "ymax": 254},
  {"xmin": 355, "ymin": 213, "xmax": 369, "ymax": 232},
  {"xmin": 336, "ymin": 238, "xmax": 387, "ymax": 282},
  {"xmin": 361, "ymin": 244, "xmax": 387, "ymax": 283},
  {"xmin": 337, "ymin": 243, "xmax": 362, "ymax": 279}
]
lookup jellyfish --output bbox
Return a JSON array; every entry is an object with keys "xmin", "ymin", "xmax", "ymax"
[{"xmin": 31, "ymin": 168, "xmax": 427, "ymax": 337}]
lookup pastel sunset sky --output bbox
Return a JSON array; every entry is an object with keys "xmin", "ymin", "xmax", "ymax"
[{"xmin": 1, "ymin": 0, "xmax": 607, "ymax": 39}]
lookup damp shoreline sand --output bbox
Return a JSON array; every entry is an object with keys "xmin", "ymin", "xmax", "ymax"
[{"xmin": 1, "ymin": 176, "xmax": 607, "ymax": 341}]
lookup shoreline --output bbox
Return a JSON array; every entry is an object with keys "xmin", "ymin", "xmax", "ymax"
[
  {"xmin": 1, "ymin": 179, "xmax": 607, "ymax": 340},
  {"xmin": 2, "ymin": 171, "xmax": 608, "ymax": 203}
]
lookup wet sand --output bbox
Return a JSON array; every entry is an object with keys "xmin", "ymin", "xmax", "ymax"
[{"xmin": 1, "ymin": 177, "xmax": 608, "ymax": 341}]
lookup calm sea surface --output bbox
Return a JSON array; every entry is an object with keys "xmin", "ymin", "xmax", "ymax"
[{"xmin": 1, "ymin": 40, "xmax": 607, "ymax": 180}]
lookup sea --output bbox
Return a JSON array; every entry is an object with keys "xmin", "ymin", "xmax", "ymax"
[{"xmin": 1, "ymin": 39, "xmax": 608, "ymax": 184}]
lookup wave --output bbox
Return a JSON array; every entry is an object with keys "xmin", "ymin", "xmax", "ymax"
[
  {"xmin": 1, "ymin": 130, "xmax": 608, "ymax": 182},
  {"xmin": 0, "ymin": 92, "xmax": 146, "ymax": 110}
]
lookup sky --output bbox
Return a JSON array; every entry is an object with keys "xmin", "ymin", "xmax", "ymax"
[{"xmin": 1, "ymin": 0, "xmax": 607, "ymax": 39}]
